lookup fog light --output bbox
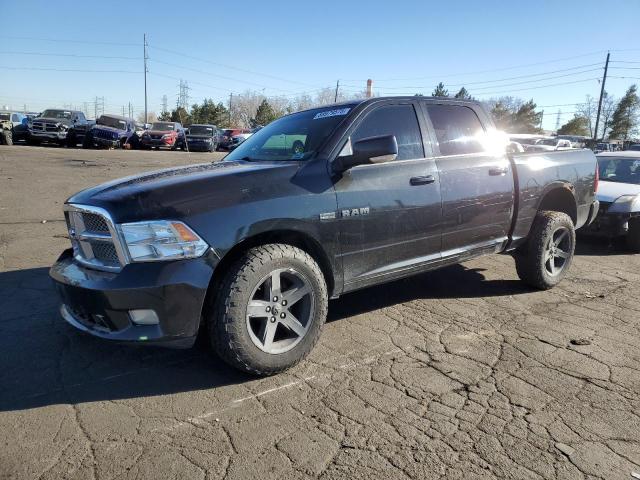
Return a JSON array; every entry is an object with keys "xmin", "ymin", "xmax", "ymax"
[{"xmin": 129, "ymin": 309, "xmax": 159, "ymax": 325}]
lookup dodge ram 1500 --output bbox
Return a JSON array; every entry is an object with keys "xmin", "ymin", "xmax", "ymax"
[{"xmin": 50, "ymin": 97, "xmax": 599, "ymax": 375}]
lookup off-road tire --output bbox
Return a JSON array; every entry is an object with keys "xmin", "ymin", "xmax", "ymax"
[
  {"xmin": 1, "ymin": 130, "xmax": 12, "ymax": 146},
  {"xmin": 209, "ymin": 244, "xmax": 328, "ymax": 376},
  {"xmin": 626, "ymin": 218, "xmax": 640, "ymax": 253},
  {"xmin": 514, "ymin": 211, "xmax": 575, "ymax": 290}
]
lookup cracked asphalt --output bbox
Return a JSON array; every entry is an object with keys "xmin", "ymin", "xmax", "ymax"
[{"xmin": 1, "ymin": 145, "xmax": 639, "ymax": 480}]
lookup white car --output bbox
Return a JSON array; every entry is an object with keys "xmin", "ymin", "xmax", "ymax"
[
  {"xmin": 527, "ymin": 138, "xmax": 573, "ymax": 152},
  {"xmin": 584, "ymin": 151, "xmax": 640, "ymax": 251}
]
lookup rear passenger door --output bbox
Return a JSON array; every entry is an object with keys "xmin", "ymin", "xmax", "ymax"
[
  {"xmin": 334, "ymin": 100, "xmax": 443, "ymax": 290},
  {"xmin": 421, "ymin": 102, "xmax": 514, "ymax": 255}
]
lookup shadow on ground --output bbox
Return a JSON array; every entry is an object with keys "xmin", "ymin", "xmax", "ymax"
[{"xmin": 0, "ymin": 261, "xmax": 533, "ymax": 412}]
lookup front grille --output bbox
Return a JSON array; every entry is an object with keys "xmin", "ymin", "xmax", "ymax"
[
  {"xmin": 150, "ymin": 134, "xmax": 162, "ymax": 140},
  {"xmin": 31, "ymin": 121, "xmax": 59, "ymax": 132},
  {"xmin": 94, "ymin": 129, "xmax": 118, "ymax": 140},
  {"xmin": 65, "ymin": 206, "xmax": 123, "ymax": 272},
  {"xmin": 91, "ymin": 242, "xmax": 119, "ymax": 264},
  {"xmin": 82, "ymin": 212, "xmax": 109, "ymax": 232}
]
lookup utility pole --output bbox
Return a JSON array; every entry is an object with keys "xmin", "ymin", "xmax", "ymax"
[
  {"xmin": 228, "ymin": 93, "xmax": 233, "ymax": 126},
  {"xmin": 161, "ymin": 94, "xmax": 168, "ymax": 114},
  {"xmin": 94, "ymin": 96, "xmax": 98, "ymax": 119},
  {"xmin": 143, "ymin": 33, "xmax": 149, "ymax": 124},
  {"xmin": 128, "ymin": 102, "xmax": 132, "ymax": 119},
  {"xmin": 122, "ymin": 105, "xmax": 126, "ymax": 116},
  {"xmin": 539, "ymin": 110, "xmax": 544, "ymax": 130},
  {"xmin": 334, "ymin": 80, "xmax": 340, "ymax": 103},
  {"xmin": 366, "ymin": 79, "xmax": 373, "ymax": 98},
  {"xmin": 555, "ymin": 109, "xmax": 561, "ymax": 131},
  {"xmin": 594, "ymin": 52, "xmax": 610, "ymax": 141}
]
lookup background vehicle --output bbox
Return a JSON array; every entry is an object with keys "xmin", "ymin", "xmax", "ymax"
[
  {"xmin": 141, "ymin": 121, "xmax": 185, "ymax": 150},
  {"xmin": 185, "ymin": 124, "xmax": 218, "ymax": 152},
  {"xmin": 50, "ymin": 97, "xmax": 598, "ymax": 376},
  {"xmin": 0, "ymin": 111, "xmax": 29, "ymax": 142},
  {"xmin": 527, "ymin": 137, "xmax": 573, "ymax": 152},
  {"xmin": 227, "ymin": 132, "xmax": 253, "ymax": 151},
  {"xmin": 83, "ymin": 114, "xmax": 140, "ymax": 149},
  {"xmin": 584, "ymin": 151, "xmax": 640, "ymax": 252},
  {"xmin": 629, "ymin": 144, "xmax": 640, "ymax": 151},
  {"xmin": 508, "ymin": 134, "xmax": 549, "ymax": 151},
  {"xmin": 557, "ymin": 135, "xmax": 589, "ymax": 148},
  {"xmin": 29, "ymin": 109, "xmax": 93, "ymax": 146},
  {"xmin": 218, "ymin": 128, "xmax": 250, "ymax": 150},
  {"xmin": 0, "ymin": 118, "xmax": 12, "ymax": 145}
]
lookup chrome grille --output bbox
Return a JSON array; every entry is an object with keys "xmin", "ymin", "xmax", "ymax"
[
  {"xmin": 82, "ymin": 213, "xmax": 109, "ymax": 233},
  {"xmin": 65, "ymin": 205, "xmax": 125, "ymax": 272}
]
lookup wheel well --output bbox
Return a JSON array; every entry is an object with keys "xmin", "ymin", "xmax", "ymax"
[
  {"xmin": 537, "ymin": 187, "xmax": 577, "ymax": 224},
  {"xmin": 202, "ymin": 230, "xmax": 336, "ymax": 319}
]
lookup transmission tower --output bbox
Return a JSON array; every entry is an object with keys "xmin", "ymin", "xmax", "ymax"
[
  {"xmin": 177, "ymin": 80, "xmax": 190, "ymax": 109},
  {"xmin": 555, "ymin": 109, "xmax": 561, "ymax": 131},
  {"xmin": 161, "ymin": 94, "xmax": 168, "ymax": 113}
]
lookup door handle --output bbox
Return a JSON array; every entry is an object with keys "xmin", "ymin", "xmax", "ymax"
[
  {"xmin": 410, "ymin": 175, "xmax": 435, "ymax": 186},
  {"xmin": 488, "ymin": 166, "xmax": 509, "ymax": 176}
]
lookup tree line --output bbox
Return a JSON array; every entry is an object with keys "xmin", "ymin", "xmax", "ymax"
[{"xmin": 150, "ymin": 82, "xmax": 639, "ymax": 141}]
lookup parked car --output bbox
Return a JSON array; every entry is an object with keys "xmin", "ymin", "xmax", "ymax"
[
  {"xmin": 185, "ymin": 124, "xmax": 218, "ymax": 152},
  {"xmin": 228, "ymin": 132, "xmax": 253, "ymax": 151},
  {"xmin": 218, "ymin": 128, "xmax": 250, "ymax": 151},
  {"xmin": 50, "ymin": 97, "xmax": 598, "ymax": 376},
  {"xmin": 0, "ymin": 111, "xmax": 29, "ymax": 142},
  {"xmin": 583, "ymin": 151, "xmax": 640, "ymax": 252},
  {"xmin": 508, "ymin": 134, "xmax": 549, "ymax": 151},
  {"xmin": 629, "ymin": 144, "xmax": 640, "ymax": 151},
  {"xmin": 557, "ymin": 135, "xmax": 589, "ymax": 148},
  {"xmin": 83, "ymin": 114, "xmax": 140, "ymax": 149},
  {"xmin": 141, "ymin": 121, "xmax": 185, "ymax": 150},
  {"xmin": 29, "ymin": 109, "xmax": 93, "ymax": 146},
  {"xmin": 527, "ymin": 138, "xmax": 573, "ymax": 152}
]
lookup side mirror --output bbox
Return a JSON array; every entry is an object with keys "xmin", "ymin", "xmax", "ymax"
[{"xmin": 334, "ymin": 135, "xmax": 398, "ymax": 172}]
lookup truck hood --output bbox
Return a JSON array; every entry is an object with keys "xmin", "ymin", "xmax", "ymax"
[
  {"xmin": 145, "ymin": 129, "xmax": 175, "ymax": 136},
  {"xmin": 35, "ymin": 117, "xmax": 72, "ymax": 126},
  {"xmin": 93, "ymin": 125, "xmax": 125, "ymax": 134},
  {"xmin": 597, "ymin": 181, "xmax": 640, "ymax": 203},
  {"xmin": 66, "ymin": 160, "xmax": 300, "ymax": 223}
]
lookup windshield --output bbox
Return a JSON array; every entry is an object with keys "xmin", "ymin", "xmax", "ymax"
[
  {"xmin": 598, "ymin": 157, "xmax": 640, "ymax": 184},
  {"xmin": 41, "ymin": 110, "xmax": 72, "ymax": 119},
  {"xmin": 189, "ymin": 125, "xmax": 214, "ymax": 135},
  {"xmin": 97, "ymin": 115, "xmax": 127, "ymax": 130},
  {"xmin": 225, "ymin": 106, "xmax": 353, "ymax": 162},
  {"xmin": 0, "ymin": 113, "xmax": 9, "ymax": 121},
  {"xmin": 151, "ymin": 122, "xmax": 175, "ymax": 131}
]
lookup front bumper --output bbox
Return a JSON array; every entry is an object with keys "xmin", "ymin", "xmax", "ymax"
[
  {"xmin": 50, "ymin": 249, "xmax": 216, "ymax": 348},
  {"xmin": 186, "ymin": 140, "xmax": 213, "ymax": 151},
  {"xmin": 142, "ymin": 137, "xmax": 176, "ymax": 147},
  {"xmin": 94, "ymin": 137, "xmax": 120, "ymax": 148},
  {"xmin": 30, "ymin": 131, "xmax": 67, "ymax": 141},
  {"xmin": 582, "ymin": 201, "xmax": 639, "ymax": 237}
]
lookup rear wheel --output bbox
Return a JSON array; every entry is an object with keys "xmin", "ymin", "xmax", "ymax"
[
  {"xmin": 209, "ymin": 244, "xmax": 328, "ymax": 375},
  {"xmin": 626, "ymin": 218, "xmax": 640, "ymax": 253},
  {"xmin": 514, "ymin": 211, "xmax": 575, "ymax": 290}
]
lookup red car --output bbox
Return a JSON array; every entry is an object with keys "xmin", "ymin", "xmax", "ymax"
[
  {"xmin": 141, "ymin": 122, "xmax": 186, "ymax": 150},
  {"xmin": 218, "ymin": 128, "xmax": 251, "ymax": 151}
]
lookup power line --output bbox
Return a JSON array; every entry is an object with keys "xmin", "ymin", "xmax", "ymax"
[
  {"xmin": 0, "ymin": 65, "xmax": 140, "ymax": 74},
  {"xmin": 0, "ymin": 35, "xmax": 139, "ymax": 47},
  {"xmin": 0, "ymin": 51, "xmax": 139, "ymax": 60}
]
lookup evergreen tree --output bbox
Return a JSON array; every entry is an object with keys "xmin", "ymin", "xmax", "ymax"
[
  {"xmin": 190, "ymin": 99, "xmax": 229, "ymax": 126},
  {"xmin": 170, "ymin": 106, "xmax": 191, "ymax": 125},
  {"xmin": 432, "ymin": 82, "xmax": 449, "ymax": 97},
  {"xmin": 252, "ymin": 99, "xmax": 278, "ymax": 127},
  {"xmin": 557, "ymin": 116, "xmax": 590, "ymax": 136},
  {"xmin": 454, "ymin": 87, "xmax": 472, "ymax": 100},
  {"xmin": 511, "ymin": 100, "xmax": 542, "ymax": 133},
  {"xmin": 490, "ymin": 101, "xmax": 512, "ymax": 131},
  {"xmin": 608, "ymin": 84, "xmax": 639, "ymax": 140},
  {"xmin": 158, "ymin": 110, "xmax": 171, "ymax": 121}
]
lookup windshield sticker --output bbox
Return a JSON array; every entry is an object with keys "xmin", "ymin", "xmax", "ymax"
[
  {"xmin": 292, "ymin": 152, "xmax": 305, "ymax": 160},
  {"xmin": 313, "ymin": 108, "xmax": 350, "ymax": 120}
]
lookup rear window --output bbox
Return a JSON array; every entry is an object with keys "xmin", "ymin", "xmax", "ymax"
[{"xmin": 426, "ymin": 104, "xmax": 485, "ymax": 156}]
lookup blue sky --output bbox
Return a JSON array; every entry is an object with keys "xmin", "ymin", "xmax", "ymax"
[{"xmin": 2, "ymin": 0, "xmax": 639, "ymax": 129}]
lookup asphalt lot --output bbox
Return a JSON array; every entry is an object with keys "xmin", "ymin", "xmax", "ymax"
[{"xmin": 0, "ymin": 144, "xmax": 639, "ymax": 480}]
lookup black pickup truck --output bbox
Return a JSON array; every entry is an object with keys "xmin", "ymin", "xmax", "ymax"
[
  {"xmin": 29, "ymin": 109, "xmax": 94, "ymax": 147},
  {"xmin": 50, "ymin": 97, "xmax": 599, "ymax": 375}
]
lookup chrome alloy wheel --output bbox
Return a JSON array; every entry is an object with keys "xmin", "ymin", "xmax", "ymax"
[
  {"xmin": 544, "ymin": 226, "xmax": 571, "ymax": 276},
  {"xmin": 246, "ymin": 268, "xmax": 315, "ymax": 354}
]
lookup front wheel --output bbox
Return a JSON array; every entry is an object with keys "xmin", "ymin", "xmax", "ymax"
[
  {"xmin": 626, "ymin": 218, "xmax": 640, "ymax": 253},
  {"xmin": 209, "ymin": 244, "xmax": 328, "ymax": 375},
  {"xmin": 514, "ymin": 211, "xmax": 576, "ymax": 290},
  {"xmin": 1, "ymin": 130, "xmax": 12, "ymax": 145}
]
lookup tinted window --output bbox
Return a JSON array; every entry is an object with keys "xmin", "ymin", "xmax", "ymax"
[
  {"xmin": 427, "ymin": 104, "xmax": 485, "ymax": 156},
  {"xmin": 351, "ymin": 105, "xmax": 424, "ymax": 161}
]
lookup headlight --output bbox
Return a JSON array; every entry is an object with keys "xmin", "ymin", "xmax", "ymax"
[
  {"xmin": 120, "ymin": 220, "xmax": 208, "ymax": 261},
  {"xmin": 608, "ymin": 194, "xmax": 640, "ymax": 213}
]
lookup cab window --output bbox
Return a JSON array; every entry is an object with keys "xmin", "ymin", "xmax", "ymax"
[
  {"xmin": 426, "ymin": 104, "xmax": 485, "ymax": 156},
  {"xmin": 351, "ymin": 104, "xmax": 424, "ymax": 161}
]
